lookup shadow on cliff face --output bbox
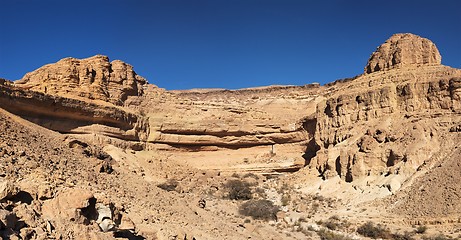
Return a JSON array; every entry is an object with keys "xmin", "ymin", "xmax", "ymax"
[
  {"xmin": 0, "ymin": 85, "xmax": 138, "ymax": 132},
  {"xmin": 301, "ymin": 116, "xmax": 320, "ymax": 166}
]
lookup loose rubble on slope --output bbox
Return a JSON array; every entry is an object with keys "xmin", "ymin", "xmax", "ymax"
[{"xmin": 1, "ymin": 33, "xmax": 461, "ymax": 239}]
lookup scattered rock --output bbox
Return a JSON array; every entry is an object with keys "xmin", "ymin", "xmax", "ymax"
[
  {"xmin": 95, "ymin": 203, "xmax": 115, "ymax": 232},
  {"xmin": 0, "ymin": 178, "xmax": 16, "ymax": 201},
  {"xmin": 0, "ymin": 209, "xmax": 18, "ymax": 230},
  {"xmin": 118, "ymin": 214, "xmax": 135, "ymax": 231},
  {"xmin": 198, "ymin": 198, "xmax": 206, "ymax": 209},
  {"xmin": 449, "ymin": 124, "xmax": 461, "ymax": 132},
  {"xmin": 38, "ymin": 184, "xmax": 54, "ymax": 200}
]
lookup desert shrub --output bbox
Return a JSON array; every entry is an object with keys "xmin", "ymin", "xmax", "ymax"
[
  {"xmin": 422, "ymin": 235, "xmax": 453, "ymax": 240},
  {"xmin": 254, "ymin": 187, "xmax": 267, "ymax": 198},
  {"xmin": 318, "ymin": 216, "xmax": 349, "ymax": 231},
  {"xmin": 238, "ymin": 199, "xmax": 279, "ymax": 221},
  {"xmin": 357, "ymin": 221, "xmax": 392, "ymax": 239},
  {"xmin": 329, "ymin": 215, "xmax": 340, "ymax": 221},
  {"xmin": 311, "ymin": 202, "xmax": 320, "ymax": 212},
  {"xmin": 324, "ymin": 219, "xmax": 340, "ymax": 230},
  {"xmin": 278, "ymin": 183, "xmax": 289, "ymax": 193},
  {"xmin": 313, "ymin": 194, "xmax": 326, "ymax": 201},
  {"xmin": 225, "ymin": 179, "xmax": 252, "ymax": 200},
  {"xmin": 138, "ymin": 109, "xmax": 146, "ymax": 116},
  {"xmin": 299, "ymin": 228, "xmax": 313, "ymax": 237},
  {"xmin": 157, "ymin": 179, "xmax": 178, "ymax": 192},
  {"xmin": 316, "ymin": 229, "xmax": 353, "ymax": 240},
  {"xmin": 231, "ymin": 173, "xmax": 240, "ymax": 178},
  {"xmin": 415, "ymin": 225, "xmax": 427, "ymax": 234},
  {"xmin": 281, "ymin": 194, "xmax": 291, "ymax": 206},
  {"xmin": 392, "ymin": 231, "xmax": 415, "ymax": 240},
  {"xmin": 243, "ymin": 172, "xmax": 259, "ymax": 180}
]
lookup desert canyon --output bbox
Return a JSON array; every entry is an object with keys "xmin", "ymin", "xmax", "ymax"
[{"xmin": 1, "ymin": 33, "xmax": 461, "ymax": 239}]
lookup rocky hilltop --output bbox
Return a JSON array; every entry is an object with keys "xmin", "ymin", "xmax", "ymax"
[
  {"xmin": 365, "ymin": 33, "xmax": 442, "ymax": 73},
  {"xmin": 15, "ymin": 55, "xmax": 148, "ymax": 105},
  {"xmin": 1, "ymin": 33, "xmax": 461, "ymax": 239}
]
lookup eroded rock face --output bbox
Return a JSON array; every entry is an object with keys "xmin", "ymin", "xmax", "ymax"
[
  {"xmin": 15, "ymin": 55, "xmax": 147, "ymax": 105},
  {"xmin": 365, "ymin": 33, "xmax": 441, "ymax": 73},
  {"xmin": 0, "ymin": 84, "xmax": 147, "ymax": 144},
  {"xmin": 0, "ymin": 32, "xmax": 461, "ymax": 238},
  {"xmin": 307, "ymin": 34, "xmax": 461, "ymax": 185}
]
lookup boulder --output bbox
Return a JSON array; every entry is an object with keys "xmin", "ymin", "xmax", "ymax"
[
  {"xmin": 95, "ymin": 203, "xmax": 115, "ymax": 232},
  {"xmin": 42, "ymin": 188, "xmax": 95, "ymax": 223}
]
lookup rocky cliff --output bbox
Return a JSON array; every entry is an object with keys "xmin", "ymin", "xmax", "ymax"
[
  {"xmin": 15, "ymin": 55, "xmax": 147, "ymax": 105},
  {"xmin": 2, "ymin": 33, "xmax": 461, "ymax": 178},
  {"xmin": 0, "ymin": 84, "xmax": 148, "ymax": 144},
  {"xmin": 303, "ymin": 34, "xmax": 461, "ymax": 202},
  {"xmin": 1, "ymin": 33, "xmax": 461, "ymax": 239}
]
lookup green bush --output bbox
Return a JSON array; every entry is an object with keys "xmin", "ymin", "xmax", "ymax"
[
  {"xmin": 225, "ymin": 179, "xmax": 252, "ymax": 200},
  {"xmin": 357, "ymin": 221, "xmax": 392, "ymax": 239},
  {"xmin": 238, "ymin": 199, "xmax": 279, "ymax": 221}
]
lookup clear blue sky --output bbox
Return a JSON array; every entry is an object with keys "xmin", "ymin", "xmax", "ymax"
[{"xmin": 1, "ymin": 0, "xmax": 460, "ymax": 90}]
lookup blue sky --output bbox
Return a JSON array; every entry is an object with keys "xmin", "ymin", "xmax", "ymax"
[{"xmin": 1, "ymin": 0, "xmax": 460, "ymax": 90}]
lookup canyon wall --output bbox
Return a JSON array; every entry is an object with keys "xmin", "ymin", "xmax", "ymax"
[
  {"xmin": 305, "ymin": 33, "xmax": 461, "ymax": 189},
  {"xmin": 1, "ymin": 33, "xmax": 460, "ymax": 179}
]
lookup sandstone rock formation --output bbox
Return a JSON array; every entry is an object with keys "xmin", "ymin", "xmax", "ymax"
[
  {"xmin": 303, "ymin": 33, "xmax": 461, "ymax": 194},
  {"xmin": 1, "ymin": 33, "xmax": 461, "ymax": 239},
  {"xmin": 365, "ymin": 33, "xmax": 441, "ymax": 73},
  {"xmin": 0, "ymin": 84, "xmax": 148, "ymax": 149},
  {"xmin": 15, "ymin": 55, "xmax": 147, "ymax": 105}
]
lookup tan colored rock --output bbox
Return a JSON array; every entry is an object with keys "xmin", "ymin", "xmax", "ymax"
[
  {"xmin": 307, "ymin": 34, "xmax": 461, "ymax": 184},
  {"xmin": 119, "ymin": 214, "xmax": 136, "ymax": 230},
  {"xmin": 358, "ymin": 135, "xmax": 378, "ymax": 153},
  {"xmin": 42, "ymin": 188, "xmax": 94, "ymax": 223},
  {"xmin": 38, "ymin": 184, "xmax": 54, "ymax": 200},
  {"xmin": 15, "ymin": 55, "xmax": 147, "ymax": 105},
  {"xmin": 365, "ymin": 33, "xmax": 441, "ymax": 73},
  {"xmin": 13, "ymin": 204, "xmax": 38, "ymax": 228},
  {"xmin": 1, "ymin": 32, "xmax": 461, "ymax": 239},
  {"xmin": 0, "ymin": 178, "xmax": 16, "ymax": 201}
]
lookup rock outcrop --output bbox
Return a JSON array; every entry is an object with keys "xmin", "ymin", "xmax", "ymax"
[
  {"xmin": 15, "ymin": 55, "xmax": 147, "ymax": 105},
  {"xmin": 365, "ymin": 33, "xmax": 442, "ymax": 73},
  {"xmin": 304, "ymin": 34, "xmax": 461, "ymax": 192},
  {"xmin": 0, "ymin": 84, "xmax": 147, "ymax": 144},
  {"xmin": 1, "ymin": 32, "xmax": 461, "ymax": 239}
]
